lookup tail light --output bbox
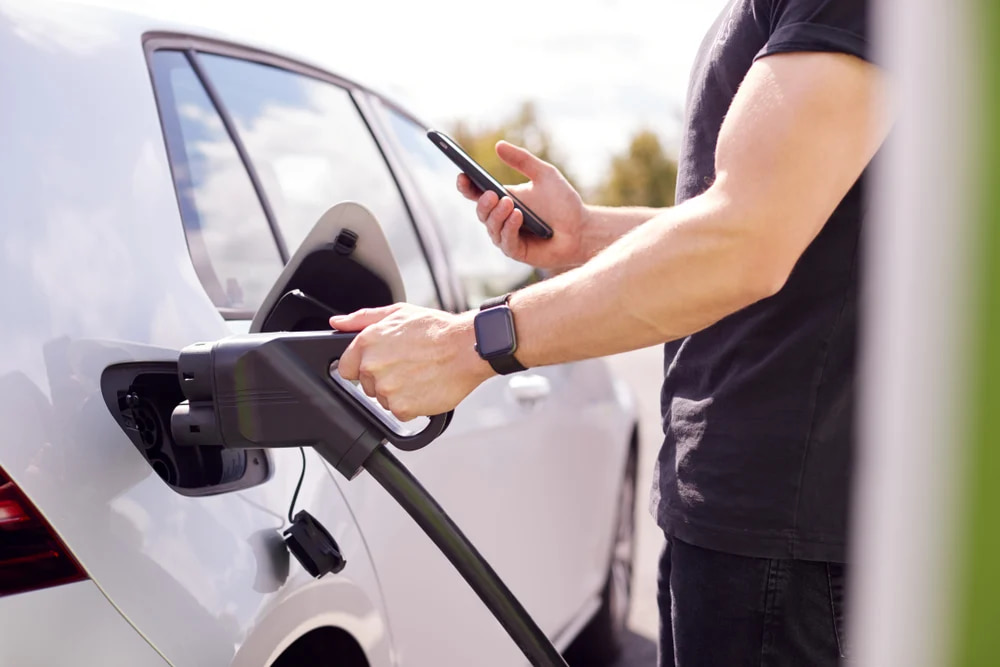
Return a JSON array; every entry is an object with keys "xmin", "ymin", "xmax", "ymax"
[{"xmin": 0, "ymin": 466, "xmax": 86, "ymax": 597}]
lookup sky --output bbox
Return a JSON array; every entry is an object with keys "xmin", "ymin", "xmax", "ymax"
[{"xmin": 77, "ymin": 0, "xmax": 729, "ymax": 190}]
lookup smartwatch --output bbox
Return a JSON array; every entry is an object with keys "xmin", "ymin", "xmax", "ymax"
[{"xmin": 473, "ymin": 293, "xmax": 527, "ymax": 375}]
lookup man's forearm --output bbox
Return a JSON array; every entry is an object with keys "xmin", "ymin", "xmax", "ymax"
[
  {"xmin": 578, "ymin": 204, "xmax": 665, "ymax": 261},
  {"xmin": 509, "ymin": 190, "xmax": 782, "ymax": 367}
]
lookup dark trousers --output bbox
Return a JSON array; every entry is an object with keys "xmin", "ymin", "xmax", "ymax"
[{"xmin": 657, "ymin": 536, "xmax": 849, "ymax": 666}]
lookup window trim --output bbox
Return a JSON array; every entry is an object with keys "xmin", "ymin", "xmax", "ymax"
[
  {"xmin": 344, "ymin": 91, "xmax": 447, "ymax": 309},
  {"xmin": 143, "ymin": 31, "xmax": 447, "ymax": 312},
  {"xmin": 186, "ymin": 50, "xmax": 290, "ymax": 263},
  {"xmin": 360, "ymin": 94, "xmax": 468, "ymax": 312}
]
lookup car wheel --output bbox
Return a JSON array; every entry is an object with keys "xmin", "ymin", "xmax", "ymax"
[{"xmin": 565, "ymin": 440, "xmax": 638, "ymax": 666}]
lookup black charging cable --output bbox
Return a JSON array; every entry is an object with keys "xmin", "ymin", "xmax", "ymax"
[
  {"xmin": 362, "ymin": 446, "xmax": 569, "ymax": 667},
  {"xmin": 287, "ymin": 447, "xmax": 307, "ymax": 524}
]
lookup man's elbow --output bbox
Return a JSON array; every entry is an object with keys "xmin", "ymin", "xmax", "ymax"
[
  {"xmin": 732, "ymin": 239, "xmax": 796, "ymax": 306},
  {"xmin": 701, "ymin": 187, "xmax": 795, "ymax": 306},
  {"xmin": 747, "ymin": 258, "xmax": 792, "ymax": 301}
]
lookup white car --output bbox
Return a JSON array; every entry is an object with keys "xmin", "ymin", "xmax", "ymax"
[{"xmin": 0, "ymin": 2, "xmax": 639, "ymax": 665}]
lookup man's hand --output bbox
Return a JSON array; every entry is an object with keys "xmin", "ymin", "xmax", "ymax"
[
  {"xmin": 330, "ymin": 305, "xmax": 494, "ymax": 422},
  {"xmin": 457, "ymin": 141, "xmax": 588, "ymax": 270}
]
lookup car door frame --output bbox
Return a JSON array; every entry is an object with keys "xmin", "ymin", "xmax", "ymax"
[{"xmin": 353, "ymin": 92, "xmax": 470, "ymax": 312}]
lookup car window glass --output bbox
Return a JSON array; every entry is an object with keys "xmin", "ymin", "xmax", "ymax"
[
  {"xmin": 198, "ymin": 54, "xmax": 440, "ymax": 309},
  {"xmin": 382, "ymin": 109, "xmax": 534, "ymax": 307},
  {"xmin": 150, "ymin": 51, "xmax": 283, "ymax": 315}
]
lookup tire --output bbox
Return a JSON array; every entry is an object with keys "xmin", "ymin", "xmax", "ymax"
[{"xmin": 565, "ymin": 439, "xmax": 638, "ymax": 666}]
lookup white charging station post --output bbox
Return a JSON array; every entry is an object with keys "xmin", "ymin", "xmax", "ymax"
[{"xmin": 852, "ymin": 1, "xmax": 1000, "ymax": 665}]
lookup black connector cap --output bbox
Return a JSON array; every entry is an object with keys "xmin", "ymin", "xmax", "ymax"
[
  {"xmin": 170, "ymin": 401, "xmax": 221, "ymax": 448},
  {"xmin": 283, "ymin": 510, "xmax": 346, "ymax": 578},
  {"xmin": 177, "ymin": 342, "xmax": 215, "ymax": 403}
]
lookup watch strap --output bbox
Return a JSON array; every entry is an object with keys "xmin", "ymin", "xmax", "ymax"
[
  {"xmin": 480, "ymin": 293, "xmax": 513, "ymax": 311},
  {"xmin": 487, "ymin": 352, "xmax": 527, "ymax": 375}
]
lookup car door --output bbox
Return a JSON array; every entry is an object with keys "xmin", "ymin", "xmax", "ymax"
[{"xmin": 365, "ymin": 100, "xmax": 634, "ymax": 640}]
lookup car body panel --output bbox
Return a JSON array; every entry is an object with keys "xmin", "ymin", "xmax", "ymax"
[{"xmin": 0, "ymin": 581, "xmax": 167, "ymax": 665}]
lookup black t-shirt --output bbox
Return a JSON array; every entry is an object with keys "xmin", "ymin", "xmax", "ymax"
[{"xmin": 652, "ymin": 0, "xmax": 871, "ymax": 563}]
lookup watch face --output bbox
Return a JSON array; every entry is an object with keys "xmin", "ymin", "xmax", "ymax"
[{"xmin": 474, "ymin": 306, "xmax": 517, "ymax": 359}]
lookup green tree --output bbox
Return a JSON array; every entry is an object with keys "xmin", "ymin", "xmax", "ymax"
[
  {"xmin": 450, "ymin": 101, "xmax": 577, "ymax": 189},
  {"xmin": 597, "ymin": 130, "xmax": 678, "ymax": 208}
]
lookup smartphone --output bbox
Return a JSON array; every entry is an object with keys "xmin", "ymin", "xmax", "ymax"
[{"xmin": 426, "ymin": 129, "xmax": 554, "ymax": 239}]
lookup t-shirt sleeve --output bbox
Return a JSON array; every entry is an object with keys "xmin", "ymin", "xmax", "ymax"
[{"xmin": 756, "ymin": 0, "xmax": 870, "ymax": 64}]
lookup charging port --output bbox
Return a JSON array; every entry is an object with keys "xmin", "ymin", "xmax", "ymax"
[{"xmin": 101, "ymin": 363, "xmax": 270, "ymax": 496}]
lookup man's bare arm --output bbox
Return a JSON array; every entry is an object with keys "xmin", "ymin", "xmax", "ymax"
[
  {"xmin": 509, "ymin": 51, "xmax": 888, "ymax": 366},
  {"xmin": 577, "ymin": 205, "xmax": 664, "ymax": 261}
]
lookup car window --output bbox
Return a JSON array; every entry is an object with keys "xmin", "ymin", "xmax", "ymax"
[
  {"xmin": 150, "ymin": 51, "xmax": 284, "ymax": 315},
  {"xmin": 197, "ymin": 54, "xmax": 441, "ymax": 309},
  {"xmin": 381, "ymin": 109, "xmax": 534, "ymax": 307}
]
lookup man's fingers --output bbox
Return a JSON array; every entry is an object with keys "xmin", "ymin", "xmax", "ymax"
[
  {"xmin": 457, "ymin": 174, "xmax": 483, "ymax": 201},
  {"xmin": 496, "ymin": 141, "xmax": 553, "ymax": 181},
  {"xmin": 359, "ymin": 371, "xmax": 377, "ymax": 399},
  {"xmin": 484, "ymin": 217, "xmax": 501, "ymax": 247},
  {"xmin": 337, "ymin": 338, "xmax": 362, "ymax": 381},
  {"xmin": 475, "ymin": 190, "xmax": 500, "ymax": 223},
  {"xmin": 485, "ymin": 196, "xmax": 514, "ymax": 232},
  {"xmin": 329, "ymin": 304, "xmax": 402, "ymax": 332},
  {"xmin": 499, "ymin": 208, "xmax": 524, "ymax": 257},
  {"xmin": 484, "ymin": 197, "xmax": 514, "ymax": 246}
]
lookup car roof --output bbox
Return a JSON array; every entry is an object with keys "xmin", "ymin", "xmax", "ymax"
[{"xmin": 0, "ymin": 0, "xmax": 428, "ymax": 127}]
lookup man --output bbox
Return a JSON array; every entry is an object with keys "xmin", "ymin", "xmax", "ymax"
[{"xmin": 331, "ymin": 0, "xmax": 887, "ymax": 663}]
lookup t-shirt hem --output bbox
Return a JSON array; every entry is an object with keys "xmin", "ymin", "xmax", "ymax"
[{"xmin": 657, "ymin": 507, "xmax": 847, "ymax": 563}]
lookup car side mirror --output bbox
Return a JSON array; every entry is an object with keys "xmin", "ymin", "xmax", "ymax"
[{"xmin": 250, "ymin": 202, "xmax": 406, "ymax": 333}]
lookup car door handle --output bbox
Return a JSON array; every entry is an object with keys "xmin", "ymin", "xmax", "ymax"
[{"xmin": 507, "ymin": 374, "xmax": 552, "ymax": 406}]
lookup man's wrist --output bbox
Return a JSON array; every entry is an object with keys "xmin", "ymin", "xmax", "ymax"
[
  {"xmin": 452, "ymin": 312, "xmax": 497, "ymax": 383},
  {"xmin": 577, "ymin": 204, "xmax": 601, "ymax": 262}
]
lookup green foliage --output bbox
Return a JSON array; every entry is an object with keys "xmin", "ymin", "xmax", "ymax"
[
  {"xmin": 450, "ymin": 104, "xmax": 677, "ymax": 209},
  {"xmin": 597, "ymin": 129, "xmax": 677, "ymax": 208},
  {"xmin": 450, "ymin": 102, "xmax": 577, "ymax": 189}
]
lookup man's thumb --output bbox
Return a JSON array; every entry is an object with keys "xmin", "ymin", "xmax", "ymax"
[
  {"xmin": 330, "ymin": 304, "xmax": 401, "ymax": 332},
  {"xmin": 496, "ymin": 141, "xmax": 552, "ymax": 181}
]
